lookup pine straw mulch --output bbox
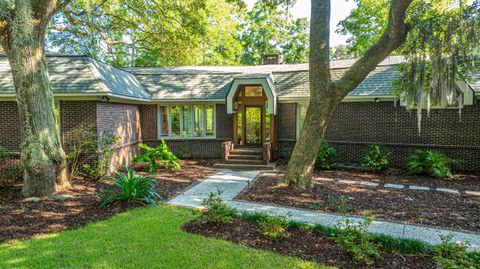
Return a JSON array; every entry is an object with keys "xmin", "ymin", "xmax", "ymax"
[
  {"xmin": 183, "ymin": 217, "xmax": 436, "ymax": 269},
  {"xmin": 236, "ymin": 170, "xmax": 480, "ymax": 233},
  {"xmin": 0, "ymin": 159, "xmax": 217, "ymax": 243}
]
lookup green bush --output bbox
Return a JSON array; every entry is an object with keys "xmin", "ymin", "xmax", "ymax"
[
  {"xmin": 361, "ymin": 144, "xmax": 390, "ymax": 172},
  {"xmin": 100, "ymin": 168, "xmax": 160, "ymax": 207},
  {"xmin": 407, "ymin": 150, "xmax": 455, "ymax": 178},
  {"xmin": 0, "ymin": 147, "xmax": 22, "ymax": 186},
  {"xmin": 258, "ymin": 215, "xmax": 289, "ymax": 239},
  {"xmin": 315, "ymin": 141, "xmax": 338, "ymax": 169},
  {"xmin": 133, "ymin": 140, "xmax": 180, "ymax": 172},
  {"xmin": 434, "ymin": 234, "xmax": 479, "ymax": 269},
  {"xmin": 335, "ymin": 217, "xmax": 381, "ymax": 265},
  {"xmin": 66, "ymin": 129, "xmax": 119, "ymax": 180},
  {"xmin": 201, "ymin": 190, "xmax": 237, "ymax": 224}
]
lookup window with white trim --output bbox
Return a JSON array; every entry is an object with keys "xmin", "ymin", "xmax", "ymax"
[
  {"xmin": 158, "ymin": 104, "xmax": 215, "ymax": 138},
  {"xmin": 296, "ymin": 103, "xmax": 307, "ymax": 138}
]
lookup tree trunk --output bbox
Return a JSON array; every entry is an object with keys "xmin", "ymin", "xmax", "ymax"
[
  {"xmin": 282, "ymin": 0, "xmax": 412, "ymax": 189},
  {"xmin": 1, "ymin": 2, "xmax": 70, "ymax": 197}
]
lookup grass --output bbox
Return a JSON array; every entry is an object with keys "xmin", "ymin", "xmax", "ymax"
[{"xmin": 0, "ymin": 204, "xmax": 328, "ymax": 269}]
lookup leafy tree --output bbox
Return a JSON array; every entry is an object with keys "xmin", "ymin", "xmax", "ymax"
[
  {"xmin": 282, "ymin": 0, "xmax": 412, "ymax": 189},
  {"xmin": 0, "ymin": 0, "xmax": 71, "ymax": 197},
  {"xmin": 331, "ymin": 44, "xmax": 358, "ymax": 60},
  {"xmin": 48, "ymin": 0, "xmax": 245, "ymax": 66},
  {"xmin": 240, "ymin": 0, "xmax": 309, "ymax": 65}
]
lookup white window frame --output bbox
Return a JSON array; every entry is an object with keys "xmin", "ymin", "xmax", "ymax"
[{"xmin": 157, "ymin": 104, "xmax": 216, "ymax": 140}]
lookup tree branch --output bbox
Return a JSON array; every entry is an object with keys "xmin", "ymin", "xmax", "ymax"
[{"xmin": 334, "ymin": 0, "xmax": 413, "ymax": 98}]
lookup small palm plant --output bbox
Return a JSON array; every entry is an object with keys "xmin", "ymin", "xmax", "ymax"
[
  {"xmin": 100, "ymin": 168, "xmax": 161, "ymax": 207},
  {"xmin": 133, "ymin": 140, "xmax": 180, "ymax": 172},
  {"xmin": 407, "ymin": 150, "xmax": 456, "ymax": 178}
]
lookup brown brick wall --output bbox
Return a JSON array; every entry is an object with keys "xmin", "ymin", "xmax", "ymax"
[
  {"xmin": 97, "ymin": 102, "xmax": 142, "ymax": 167},
  {"xmin": 0, "ymin": 102, "xmax": 21, "ymax": 152},
  {"xmin": 216, "ymin": 104, "xmax": 233, "ymax": 140},
  {"xmin": 140, "ymin": 104, "xmax": 157, "ymax": 140},
  {"xmin": 324, "ymin": 101, "xmax": 480, "ymax": 171},
  {"xmin": 60, "ymin": 101, "xmax": 98, "ymax": 148},
  {"xmin": 278, "ymin": 103, "xmax": 297, "ymax": 141}
]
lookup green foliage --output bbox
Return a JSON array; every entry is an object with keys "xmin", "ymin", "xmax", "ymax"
[
  {"xmin": 258, "ymin": 215, "xmax": 289, "ymax": 239},
  {"xmin": 434, "ymin": 234, "xmax": 480, "ymax": 269},
  {"xmin": 50, "ymin": 0, "xmax": 245, "ymax": 66},
  {"xmin": 0, "ymin": 147, "xmax": 22, "ymax": 186},
  {"xmin": 239, "ymin": 0, "xmax": 309, "ymax": 65},
  {"xmin": 361, "ymin": 144, "xmax": 390, "ymax": 172},
  {"xmin": 334, "ymin": 217, "xmax": 381, "ymax": 265},
  {"xmin": 100, "ymin": 168, "xmax": 160, "ymax": 207},
  {"xmin": 407, "ymin": 150, "xmax": 455, "ymax": 178},
  {"xmin": 66, "ymin": 129, "xmax": 119, "ymax": 180},
  {"xmin": 308, "ymin": 195, "xmax": 353, "ymax": 213},
  {"xmin": 201, "ymin": 190, "xmax": 238, "ymax": 224},
  {"xmin": 315, "ymin": 141, "xmax": 338, "ymax": 169},
  {"xmin": 133, "ymin": 140, "xmax": 180, "ymax": 173}
]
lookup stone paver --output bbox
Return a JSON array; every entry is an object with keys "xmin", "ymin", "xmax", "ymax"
[
  {"xmin": 338, "ymin": 179, "xmax": 357, "ymax": 184},
  {"xmin": 384, "ymin": 183, "xmax": 404, "ymax": 189},
  {"xmin": 169, "ymin": 170, "xmax": 480, "ymax": 251},
  {"xmin": 316, "ymin": 177, "xmax": 334, "ymax": 182},
  {"xmin": 409, "ymin": 185, "xmax": 430, "ymax": 191},
  {"xmin": 360, "ymin": 181, "xmax": 379, "ymax": 187},
  {"xmin": 465, "ymin": 191, "xmax": 480, "ymax": 196},
  {"xmin": 436, "ymin": 188, "xmax": 460, "ymax": 194}
]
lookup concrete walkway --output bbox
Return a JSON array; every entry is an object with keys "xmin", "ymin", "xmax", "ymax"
[{"xmin": 168, "ymin": 170, "xmax": 480, "ymax": 251}]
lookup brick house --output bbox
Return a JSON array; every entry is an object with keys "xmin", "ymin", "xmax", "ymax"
[{"xmin": 1, "ymin": 54, "xmax": 479, "ymax": 171}]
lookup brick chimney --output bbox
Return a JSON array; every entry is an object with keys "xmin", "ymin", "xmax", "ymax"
[{"xmin": 262, "ymin": 54, "xmax": 280, "ymax": 65}]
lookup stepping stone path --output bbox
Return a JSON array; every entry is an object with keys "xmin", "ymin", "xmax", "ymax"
[
  {"xmin": 338, "ymin": 179, "xmax": 357, "ymax": 184},
  {"xmin": 316, "ymin": 177, "xmax": 334, "ymax": 182},
  {"xmin": 465, "ymin": 191, "xmax": 480, "ymax": 196},
  {"xmin": 169, "ymin": 170, "xmax": 480, "ymax": 251},
  {"xmin": 360, "ymin": 181, "xmax": 379, "ymax": 187}
]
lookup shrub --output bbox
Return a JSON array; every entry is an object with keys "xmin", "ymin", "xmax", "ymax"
[
  {"xmin": 258, "ymin": 215, "xmax": 290, "ymax": 239},
  {"xmin": 361, "ymin": 144, "xmax": 390, "ymax": 172},
  {"xmin": 0, "ymin": 147, "xmax": 22, "ymax": 186},
  {"xmin": 434, "ymin": 234, "xmax": 479, "ymax": 269},
  {"xmin": 66, "ymin": 129, "xmax": 119, "ymax": 180},
  {"xmin": 335, "ymin": 217, "xmax": 381, "ymax": 265},
  {"xmin": 315, "ymin": 141, "xmax": 338, "ymax": 169},
  {"xmin": 133, "ymin": 140, "xmax": 180, "ymax": 172},
  {"xmin": 407, "ymin": 150, "xmax": 455, "ymax": 178},
  {"xmin": 101, "ymin": 168, "xmax": 160, "ymax": 207},
  {"xmin": 201, "ymin": 190, "xmax": 237, "ymax": 224}
]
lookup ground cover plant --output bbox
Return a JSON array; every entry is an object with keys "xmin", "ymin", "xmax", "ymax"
[
  {"xmin": 315, "ymin": 141, "xmax": 338, "ymax": 169},
  {"xmin": 0, "ymin": 205, "xmax": 321, "ymax": 269},
  {"xmin": 361, "ymin": 144, "xmax": 390, "ymax": 172},
  {"xmin": 133, "ymin": 141, "xmax": 180, "ymax": 172},
  {"xmin": 0, "ymin": 147, "xmax": 22, "ymax": 186},
  {"xmin": 100, "ymin": 168, "xmax": 161, "ymax": 207},
  {"xmin": 408, "ymin": 150, "xmax": 456, "ymax": 178}
]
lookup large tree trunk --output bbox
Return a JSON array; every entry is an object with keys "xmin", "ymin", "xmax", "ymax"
[
  {"xmin": 282, "ymin": 0, "xmax": 412, "ymax": 189},
  {"xmin": 1, "ymin": 1, "xmax": 70, "ymax": 197}
]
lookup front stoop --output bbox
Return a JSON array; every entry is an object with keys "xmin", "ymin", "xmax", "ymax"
[{"xmin": 214, "ymin": 147, "xmax": 276, "ymax": 170}]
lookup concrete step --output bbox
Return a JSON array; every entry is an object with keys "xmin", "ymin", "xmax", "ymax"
[
  {"xmin": 229, "ymin": 154, "xmax": 263, "ymax": 160},
  {"xmin": 230, "ymin": 149, "xmax": 263, "ymax": 155},
  {"xmin": 213, "ymin": 163, "xmax": 276, "ymax": 170},
  {"xmin": 225, "ymin": 159, "xmax": 266, "ymax": 165}
]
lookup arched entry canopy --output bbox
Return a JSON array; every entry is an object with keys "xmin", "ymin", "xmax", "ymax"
[{"xmin": 226, "ymin": 74, "xmax": 277, "ymax": 115}]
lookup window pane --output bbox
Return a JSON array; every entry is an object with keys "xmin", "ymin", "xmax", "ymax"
[
  {"xmin": 237, "ymin": 111, "xmax": 242, "ymax": 144},
  {"xmin": 206, "ymin": 105, "xmax": 214, "ymax": 137},
  {"xmin": 182, "ymin": 106, "xmax": 192, "ymax": 138},
  {"xmin": 159, "ymin": 106, "xmax": 169, "ymax": 137},
  {"xmin": 55, "ymin": 101, "xmax": 61, "ymax": 131},
  {"xmin": 265, "ymin": 103, "xmax": 270, "ymax": 142},
  {"xmin": 245, "ymin": 86, "xmax": 263, "ymax": 97},
  {"xmin": 170, "ymin": 106, "xmax": 181, "ymax": 137},
  {"xmin": 193, "ymin": 105, "xmax": 205, "ymax": 137}
]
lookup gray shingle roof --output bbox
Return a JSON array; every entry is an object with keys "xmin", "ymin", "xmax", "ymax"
[{"xmin": 0, "ymin": 54, "xmax": 149, "ymax": 99}]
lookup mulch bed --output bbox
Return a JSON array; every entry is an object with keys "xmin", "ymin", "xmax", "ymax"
[
  {"xmin": 0, "ymin": 159, "xmax": 217, "ymax": 243},
  {"xmin": 237, "ymin": 172, "xmax": 480, "ymax": 233},
  {"xmin": 183, "ymin": 218, "xmax": 436, "ymax": 269}
]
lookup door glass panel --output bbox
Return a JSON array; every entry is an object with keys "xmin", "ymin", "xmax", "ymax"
[
  {"xmin": 245, "ymin": 106, "xmax": 262, "ymax": 145},
  {"xmin": 237, "ymin": 111, "xmax": 243, "ymax": 144}
]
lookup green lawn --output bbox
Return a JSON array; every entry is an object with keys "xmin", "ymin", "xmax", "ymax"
[{"xmin": 0, "ymin": 205, "xmax": 328, "ymax": 269}]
